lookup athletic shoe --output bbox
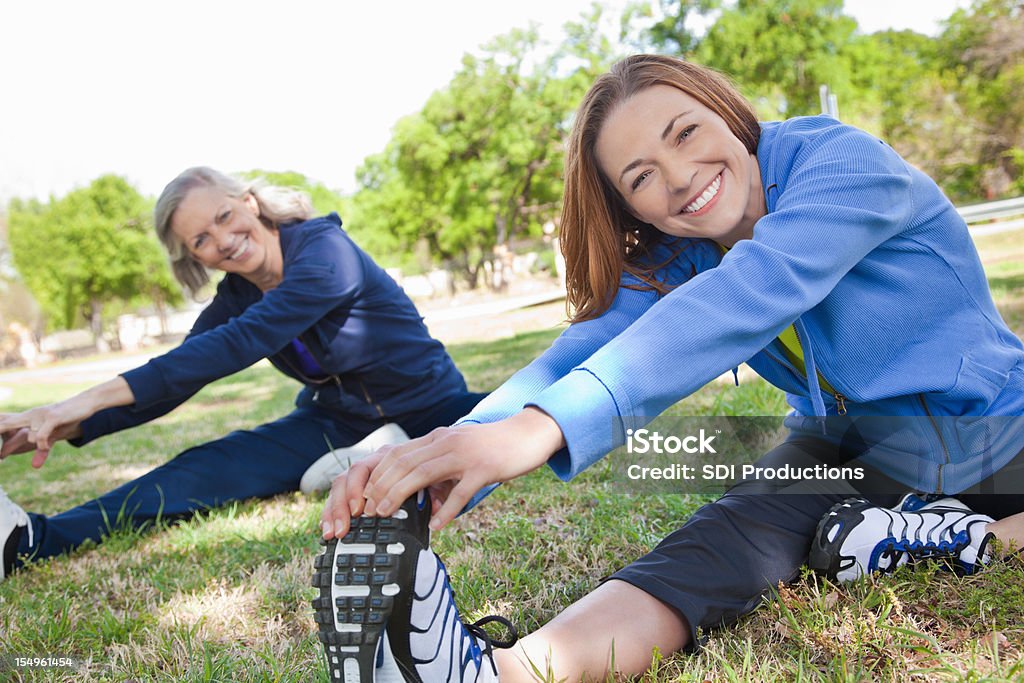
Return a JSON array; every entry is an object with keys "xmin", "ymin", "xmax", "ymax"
[
  {"xmin": 1, "ymin": 484, "xmax": 31, "ymax": 581},
  {"xmin": 894, "ymin": 492, "xmax": 956, "ymax": 512},
  {"xmin": 387, "ymin": 550, "xmax": 517, "ymax": 682},
  {"xmin": 300, "ymin": 424, "xmax": 410, "ymax": 495},
  {"xmin": 809, "ymin": 496, "xmax": 995, "ymax": 582},
  {"xmin": 312, "ymin": 491, "xmax": 517, "ymax": 682}
]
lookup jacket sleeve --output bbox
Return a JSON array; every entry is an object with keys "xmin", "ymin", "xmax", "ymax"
[
  {"xmin": 457, "ymin": 239, "xmax": 719, "ymax": 427},
  {"xmin": 455, "ymin": 276, "xmax": 662, "ymax": 427},
  {"xmin": 117, "ymin": 225, "xmax": 362, "ymax": 412},
  {"xmin": 456, "ymin": 241, "xmax": 718, "ymax": 512},
  {"xmin": 71, "ymin": 293, "xmax": 235, "ymax": 446},
  {"xmin": 529, "ymin": 124, "xmax": 915, "ymax": 480}
]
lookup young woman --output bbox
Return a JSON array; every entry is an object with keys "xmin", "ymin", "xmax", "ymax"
[
  {"xmin": 314, "ymin": 55, "xmax": 1024, "ymax": 682},
  {"xmin": 0, "ymin": 167, "xmax": 483, "ymax": 582}
]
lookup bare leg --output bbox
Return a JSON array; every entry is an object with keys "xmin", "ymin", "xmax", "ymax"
[
  {"xmin": 989, "ymin": 511, "xmax": 1024, "ymax": 554},
  {"xmin": 493, "ymin": 579, "xmax": 690, "ymax": 683}
]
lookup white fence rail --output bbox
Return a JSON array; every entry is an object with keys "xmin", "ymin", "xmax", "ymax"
[{"xmin": 959, "ymin": 196, "xmax": 1024, "ymax": 236}]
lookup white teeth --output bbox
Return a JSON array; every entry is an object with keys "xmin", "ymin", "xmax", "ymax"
[
  {"xmin": 684, "ymin": 174, "xmax": 722, "ymax": 213},
  {"xmin": 229, "ymin": 237, "xmax": 247, "ymax": 260}
]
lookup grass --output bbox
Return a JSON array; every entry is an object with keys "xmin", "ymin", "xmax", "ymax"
[{"xmin": 0, "ymin": 230, "xmax": 1022, "ymax": 682}]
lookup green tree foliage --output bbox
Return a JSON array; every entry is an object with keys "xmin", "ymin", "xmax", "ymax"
[
  {"xmin": 692, "ymin": 0, "xmax": 858, "ymax": 118},
  {"xmin": 7, "ymin": 175, "xmax": 182, "ymax": 343},
  {"xmin": 936, "ymin": 0, "xmax": 1024, "ymax": 198},
  {"xmin": 239, "ymin": 170, "xmax": 350, "ymax": 218},
  {"xmin": 347, "ymin": 13, "xmax": 622, "ymax": 288},
  {"xmin": 349, "ymin": 28, "xmax": 591, "ymax": 289},
  {"xmin": 627, "ymin": 0, "xmax": 721, "ymax": 54}
]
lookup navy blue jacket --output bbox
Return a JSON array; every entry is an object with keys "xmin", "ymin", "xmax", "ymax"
[{"xmin": 76, "ymin": 214, "xmax": 467, "ymax": 444}]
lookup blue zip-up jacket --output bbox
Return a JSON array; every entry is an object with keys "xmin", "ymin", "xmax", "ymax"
[
  {"xmin": 461, "ymin": 116, "xmax": 1024, "ymax": 496},
  {"xmin": 74, "ymin": 213, "xmax": 468, "ymax": 445}
]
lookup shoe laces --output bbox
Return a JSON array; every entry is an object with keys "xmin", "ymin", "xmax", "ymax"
[
  {"xmin": 467, "ymin": 614, "xmax": 519, "ymax": 677},
  {"xmin": 894, "ymin": 508, "xmax": 982, "ymax": 560}
]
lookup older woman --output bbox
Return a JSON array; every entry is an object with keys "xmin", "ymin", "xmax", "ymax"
[{"xmin": 0, "ymin": 167, "xmax": 483, "ymax": 581}]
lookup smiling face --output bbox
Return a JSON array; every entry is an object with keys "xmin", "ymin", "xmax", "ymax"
[
  {"xmin": 170, "ymin": 185, "xmax": 283, "ymax": 289},
  {"xmin": 595, "ymin": 84, "xmax": 766, "ymax": 247}
]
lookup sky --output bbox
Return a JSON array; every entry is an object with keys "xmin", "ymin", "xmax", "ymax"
[{"xmin": 0, "ymin": 0, "xmax": 970, "ymax": 205}]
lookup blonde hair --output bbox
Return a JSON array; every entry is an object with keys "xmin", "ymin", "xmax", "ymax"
[
  {"xmin": 155, "ymin": 167, "xmax": 315, "ymax": 298},
  {"xmin": 561, "ymin": 55, "xmax": 760, "ymax": 322}
]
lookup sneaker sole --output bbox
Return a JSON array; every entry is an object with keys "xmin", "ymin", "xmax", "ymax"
[{"xmin": 312, "ymin": 512, "xmax": 414, "ymax": 682}]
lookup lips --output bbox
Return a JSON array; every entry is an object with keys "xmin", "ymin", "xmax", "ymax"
[
  {"xmin": 680, "ymin": 172, "xmax": 723, "ymax": 215},
  {"xmin": 227, "ymin": 236, "xmax": 250, "ymax": 262}
]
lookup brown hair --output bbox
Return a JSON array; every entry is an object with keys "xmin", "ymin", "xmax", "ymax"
[{"xmin": 561, "ymin": 54, "xmax": 760, "ymax": 322}]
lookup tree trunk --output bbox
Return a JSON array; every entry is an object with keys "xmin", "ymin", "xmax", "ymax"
[
  {"xmin": 154, "ymin": 292, "xmax": 169, "ymax": 337},
  {"xmin": 89, "ymin": 298, "xmax": 110, "ymax": 353}
]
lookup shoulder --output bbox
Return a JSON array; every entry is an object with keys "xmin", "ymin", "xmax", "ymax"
[
  {"xmin": 629, "ymin": 236, "xmax": 721, "ymax": 287},
  {"xmin": 281, "ymin": 213, "xmax": 347, "ymax": 249},
  {"xmin": 759, "ymin": 116, "xmax": 909, "ymax": 180},
  {"xmin": 280, "ymin": 213, "xmax": 365, "ymax": 268}
]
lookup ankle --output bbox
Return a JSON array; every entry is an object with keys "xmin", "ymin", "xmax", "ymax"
[{"xmin": 986, "ymin": 515, "xmax": 1024, "ymax": 557}]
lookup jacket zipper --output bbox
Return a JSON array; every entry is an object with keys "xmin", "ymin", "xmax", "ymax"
[
  {"xmin": 284, "ymin": 349, "xmax": 382, "ymax": 417},
  {"xmin": 359, "ymin": 378, "xmax": 386, "ymax": 418},
  {"xmin": 833, "ymin": 393, "xmax": 847, "ymax": 416},
  {"xmin": 277, "ymin": 353, "xmax": 340, "ymax": 387},
  {"xmin": 776, "ymin": 326, "xmax": 849, "ymax": 416},
  {"xmin": 918, "ymin": 394, "xmax": 951, "ymax": 492}
]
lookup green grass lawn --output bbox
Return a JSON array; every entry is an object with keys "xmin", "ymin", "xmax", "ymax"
[{"xmin": 1, "ymin": 233, "xmax": 1023, "ymax": 682}]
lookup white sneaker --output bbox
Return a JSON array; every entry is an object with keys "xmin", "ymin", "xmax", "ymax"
[
  {"xmin": 312, "ymin": 491, "xmax": 516, "ymax": 682},
  {"xmin": 809, "ymin": 496, "xmax": 994, "ymax": 582},
  {"xmin": 301, "ymin": 424, "xmax": 410, "ymax": 494},
  {"xmin": 1, "ymin": 484, "xmax": 32, "ymax": 581}
]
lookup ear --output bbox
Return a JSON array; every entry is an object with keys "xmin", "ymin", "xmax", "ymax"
[{"xmin": 244, "ymin": 193, "xmax": 260, "ymax": 216}]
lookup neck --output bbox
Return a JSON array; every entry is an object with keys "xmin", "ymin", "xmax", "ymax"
[
  {"xmin": 729, "ymin": 154, "xmax": 766, "ymax": 245},
  {"xmin": 247, "ymin": 268, "xmax": 283, "ymax": 292},
  {"xmin": 246, "ymin": 228, "xmax": 284, "ymax": 292}
]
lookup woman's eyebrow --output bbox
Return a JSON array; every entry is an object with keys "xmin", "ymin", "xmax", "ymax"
[
  {"xmin": 661, "ymin": 110, "xmax": 692, "ymax": 141},
  {"xmin": 618, "ymin": 110, "xmax": 694, "ymax": 183}
]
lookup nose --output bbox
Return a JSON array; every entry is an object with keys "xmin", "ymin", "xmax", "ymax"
[
  {"xmin": 213, "ymin": 227, "xmax": 234, "ymax": 254},
  {"xmin": 663, "ymin": 162, "xmax": 697, "ymax": 195}
]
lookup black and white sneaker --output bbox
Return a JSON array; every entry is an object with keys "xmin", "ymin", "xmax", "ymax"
[
  {"xmin": 809, "ymin": 496, "xmax": 995, "ymax": 583},
  {"xmin": 313, "ymin": 490, "xmax": 431, "ymax": 682},
  {"xmin": 387, "ymin": 549, "xmax": 517, "ymax": 682},
  {"xmin": 1, "ymin": 484, "xmax": 31, "ymax": 582},
  {"xmin": 313, "ymin": 491, "xmax": 517, "ymax": 682}
]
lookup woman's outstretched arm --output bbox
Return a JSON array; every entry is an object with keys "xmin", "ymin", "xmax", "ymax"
[{"xmin": 0, "ymin": 376, "xmax": 134, "ymax": 467}]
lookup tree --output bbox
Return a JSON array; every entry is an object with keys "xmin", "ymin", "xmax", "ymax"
[
  {"xmin": 239, "ymin": 169, "xmax": 350, "ymax": 218},
  {"xmin": 7, "ymin": 175, "xmax": 182, "ymax": 346},
  {"xmin": 349, "ymin": 28, "xmax": 576, "ymax": 289},
  {"xmin": 692, "ymin": 0, "xmax": 858, "ymax": 118},
  {"xmin": 936, "ymin": 0, "xmax": 1024, "ymax": 198},
  {"xmin": 627, "ymin": 0, "xmax": 722, "ymax": 54}
]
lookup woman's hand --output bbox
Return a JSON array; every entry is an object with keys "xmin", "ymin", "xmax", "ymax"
[
  {"xmin": 319, "ymin": 450, "xmax": 458, "ymax": 541},
  {"xmin": 319, "ymin": 408, "xmax": 565, "ymax": 539},
  {"xmin": 367, "ymin": 407, "xmax": 565, "ymax": 530},
  {"xmin": 320, "ymin": 449, "xmax": 386, "ymax": 540},
  {"xmin": 0, "ymin": 376, "xmax": 133, "ymax": 468},
  {"xmin": 0, "ymin": 420, "xmax": 84, "ymax": 468}
]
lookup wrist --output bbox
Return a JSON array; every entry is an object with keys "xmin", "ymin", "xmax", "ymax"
[{"xmin": 517, "ymin": 407, "xmax": 566, "ymax": 460}]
